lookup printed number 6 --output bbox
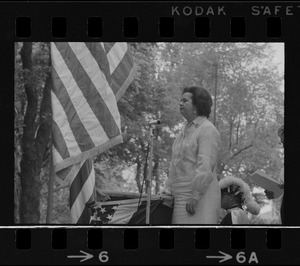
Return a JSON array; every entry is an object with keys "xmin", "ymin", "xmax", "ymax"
[
  {"xmin": 236, "ymin": 252, "xmax": 246, "ymax": 263},
  {"xmin": 99, "ymin": 251, "xmax": 109, "ymax": 263}
]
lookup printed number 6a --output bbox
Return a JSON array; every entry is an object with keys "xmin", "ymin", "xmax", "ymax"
[
  {"xmin": 236, "ymin": 252, "xmax": 258, "ymax": 264},
  {"xmin": 99, "ymin": 251, "xmax": 109, "ymax": 263}
]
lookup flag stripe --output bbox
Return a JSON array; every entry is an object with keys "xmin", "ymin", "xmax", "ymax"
[
  {"xmin": 116, "ymin": 64, "xmax": 137, "ymax": 101},
  {"xmin": 52, "ymin": 121, "xmax": 70, "ymax": 161},
  {"xmin": 52, "ymin": 145, "xmax": 64, "ymax": 166},
  {"xmin": 103, "ymin": 42, "xmax": 115, "ymax": 54},
  {"xmin": 84, "ymin": 42, "xmax": 112, "ymax": 86},
  {"xmin": 70, "ymin": 159, "xmax": 95, "ymax": 223},
  {"xmin": 96, "ymin": 42, "xmax": 136, "ymax": 100},
  {"xmin": 67, "ymin": 42, "xmax": 122, "ymax": 136},
  {"xmin": 56, "ymin": 167, "xmax": 72, "ymax": 184},
  {"xmin": 54, "ymin": 135, "xmax": 123, "ymax": 173},
  {"xmin": 56, "ymin": 162, "xmax": 83, "ymax": 186},
  {"xmin": 51, "ymin": 88, "xmax": 83, "ymax": 156},
  {"xmin": 77, "ymin": 193, "xmax": 94, "ymax": 224},
  {"xmin": 54, "ymin": 43, "xmax": 113, "ymax": 146},
  {"xmin": 107, "ymin": 43, "xmax": 128, "ymax": 74},
  {"xmin": 70, "ymin": 159, "xmax": 93, "ymax": 208},
  {"xmin": 54, "ymin": 44, "xmax": 122, "ymax": 156},
  {"xmin": 100, "ymin": 42, "xmax": 105, "ymax": 51},
  {"xmin": 51, "ymin": 66, "xmax": 95, "ymax": 153},
  {"xmin": 111, "ymin": 52, "xmax": 135, "ymax": 99}
]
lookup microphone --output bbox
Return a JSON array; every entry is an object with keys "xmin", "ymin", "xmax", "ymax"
[{"xmin": 149, "ymin": 119, "xmax": 161, "ymax": 125}]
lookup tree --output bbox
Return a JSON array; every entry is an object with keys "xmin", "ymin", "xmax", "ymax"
[
  {"xmin": 17, "ymin": 42, "xmax": 52, "ymax": 223},
  {"xmin": 154, "ymin": 42, "xmax": 284, "ymax": 187},
  {"xmin": 214, "ymin": 43, "xmax": 283, "ymax": 179}
]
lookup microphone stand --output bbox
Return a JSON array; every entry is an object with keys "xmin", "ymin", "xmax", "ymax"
[{"xmin": 145, "ymin": 124, "xmax": 155, "ymax": 225}]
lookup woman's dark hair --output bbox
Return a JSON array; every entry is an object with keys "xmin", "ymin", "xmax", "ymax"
[{"xmin": 182, "ymin": 86, "xmax": 213, "ymax": 118}]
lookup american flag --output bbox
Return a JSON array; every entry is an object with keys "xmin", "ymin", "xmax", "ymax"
[
  {"xmin": 89, "ymin": 201, "xmax": 139, "ymax": 225},
  {"xmin": 87, "ymin": 196, "xmax": 173, "ymax": 225},
  {"xmin": 51, "ymin": 42, "xmax": 136, "ymax": 223}
]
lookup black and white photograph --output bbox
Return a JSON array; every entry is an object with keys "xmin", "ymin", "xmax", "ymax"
[
  {"xmin": 14, "ymin": 42, "xmax": 284, "ymax": 225},
  {"xmin": 4, "ymin": 0, "xmax": 300, "ymax": 264}
]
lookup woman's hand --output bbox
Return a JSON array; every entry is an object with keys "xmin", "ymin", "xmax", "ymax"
[{"xmin": 186, "ymin": 198, "xmax": 198, "ymax": 215}]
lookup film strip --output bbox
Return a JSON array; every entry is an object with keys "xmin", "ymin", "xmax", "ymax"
[
  {"xmin": 2, "ymin": 1, "xmax": 300, "ymax": 265},
  {"xmin": 3, "ymin": 226, "xmax": 299, "ymax": 264}
]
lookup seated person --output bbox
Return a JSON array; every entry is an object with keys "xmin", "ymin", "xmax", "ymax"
[{"xmin": 219, "ymin": 176, "xmax": 260, "ymax": 224}]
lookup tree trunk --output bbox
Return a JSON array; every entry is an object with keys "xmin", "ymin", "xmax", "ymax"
[
  {"xmin": 19, "ymin": 42, "xmax": 39, "ymax": 223},
  {"xmin": 19, "ymin": 42, "xmax": 52, "ymax": 223}
]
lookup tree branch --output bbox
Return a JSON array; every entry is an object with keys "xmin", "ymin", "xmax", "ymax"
[
  {"xmin": 222, "ymin": 143, "xmax": 254, "ymax": 166},
  {"xmin": 232, "ymin": 143, "xmax": 253, "ymax": 158}
]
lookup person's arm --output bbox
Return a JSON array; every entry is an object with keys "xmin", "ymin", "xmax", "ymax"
[{"xmin": 190, "ymin": 126, "xmax": 221, "ymax": 201}]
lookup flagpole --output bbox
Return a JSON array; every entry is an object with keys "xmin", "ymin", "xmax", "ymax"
[
  {"xmin": 46, "ymin": 138, "xmax": 55, "ymax": 224},
  {"xmin": 146, "ymin": 125, "xmax": 154, "ymax": 224}
]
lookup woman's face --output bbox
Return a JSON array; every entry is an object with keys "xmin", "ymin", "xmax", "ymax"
[{"xmin": 180, "ymin": 92, "xmax": 197, "ymax": 121}]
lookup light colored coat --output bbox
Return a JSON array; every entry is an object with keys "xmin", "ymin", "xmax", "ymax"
[{"xmin": 167, "ymin": 116, "xmax": 221, "ymax": 224}]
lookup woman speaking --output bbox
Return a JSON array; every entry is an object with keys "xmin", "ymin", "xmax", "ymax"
[{"xmin": 166, "ymin": 86, "xmax": 221, "ymax": 224}]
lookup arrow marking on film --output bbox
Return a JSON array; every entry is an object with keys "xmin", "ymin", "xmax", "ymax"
[
  {"xmin": 67, "ymin": 250, "xmax": 94, "ymax": 262},
  {"xmin": 206, "ymin": 250, "xmax": 232, "ymax": 263}
]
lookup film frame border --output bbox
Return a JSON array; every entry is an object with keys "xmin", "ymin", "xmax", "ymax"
[
  {"xmin": 3, "ymin": 225, "xmax": 300, "ymax": 264},
  {"xmin": 2, "ymin": 1, "xmax": 300, "ymax": 265}
]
